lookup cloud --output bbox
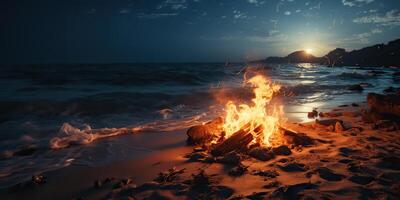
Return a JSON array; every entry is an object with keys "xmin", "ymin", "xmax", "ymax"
[
  {"xmin": 270, "ymin": 19, "xmax": 278, "ymax": 29},
  {"xmin": 342, "ymin": 0, "xmax": 374, "ymax": 7},
  {"xmin": 248, "ymin": 34, "xmax": 288, "ymax": 43},
  {"xmin": 87, "ymin": 8, "xmax": 96, "ymax": 14},
  {"xmin": 246, "ymin": 0, "xmax": 265, "ymax": 6},
  {"xmin": 157, "ymin": 0, "xmax": 188, "ymax": 10},
  {"xmin": 337, "ymin": 28, "xmax": 383, "ymax": 45},
  {"xmin": 233, "ymin": 10, "xmax": 247, "ymax": 19},
  {"xmin": 353, "ymin": 9, "xmax": 400, "ymax": 26},
  {"xmin": 371, "ymin": 28, "xmax": 383, "ymax": 34},
  {"xmin": 119, "ymin": 9, "xmax": 131, "ymax": 14},
  {"xmin": 247, "ymin": 0, "xmax": 258, "ymax": 4},
  {"xmin": 137, "ymin": 12, "xmax": 179, "ymax": 19},
  {"xmin": 247, "ymin": 29, "xmax": 288, "ymax": 43},
  {"xmin": 269, "ymin": 30, "xmax": 279, "ymax": 35},
  {"xmin": 284, "ymin": 11, "xmax": 291, "ymax": 15},
  {"xmin": 276, "ymin": 1, "xmax": 283, "ymax": 12}
]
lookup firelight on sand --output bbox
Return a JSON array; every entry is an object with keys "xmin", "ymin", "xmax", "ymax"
[{"xmin": 222, "ymin": 75, "xmax": 285, "ymax": 146}]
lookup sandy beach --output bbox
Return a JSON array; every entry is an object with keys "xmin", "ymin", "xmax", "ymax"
[{"xmin": 2, "ymin": 101, "xmax": 400, "ymax": 200}]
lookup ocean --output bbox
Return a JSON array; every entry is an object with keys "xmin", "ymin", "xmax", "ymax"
[{"xmin": 0, "ymin": 63, "xmax": 399, "ymax": 187}]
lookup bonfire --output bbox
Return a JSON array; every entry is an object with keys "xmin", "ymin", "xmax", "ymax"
[
  {"xmin": 222, "ymin": 74, "xmax": 284, "ymax": 146},
  {"xmin": 186, "ymin": 74, "xmax": 306, "ymax": 158}
]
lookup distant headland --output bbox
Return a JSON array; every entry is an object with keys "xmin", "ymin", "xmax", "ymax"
[{"xmin": 256, "ymin": 38, "xmax": 400, "ymax": 67}]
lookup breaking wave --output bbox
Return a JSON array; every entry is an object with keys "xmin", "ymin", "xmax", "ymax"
[{"xmin": 49, "ymin": 113, "xmax": 208, "ymax": 149}]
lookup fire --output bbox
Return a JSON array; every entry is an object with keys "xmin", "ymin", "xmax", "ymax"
[{"xmin": 222, "ymin": 74, "xmax": 284, "ymax": 146}]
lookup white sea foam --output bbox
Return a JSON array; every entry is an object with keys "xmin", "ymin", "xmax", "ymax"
[{"xmin": 49, "ymin": 113, "xmax": 208, "ymax": 149}]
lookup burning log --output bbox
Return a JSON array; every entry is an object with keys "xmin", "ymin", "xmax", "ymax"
[{"xmin": 211, "ymin": 125, "xmax": 263, "ymax": 156}]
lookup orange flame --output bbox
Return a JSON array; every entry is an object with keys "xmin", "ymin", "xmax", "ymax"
[{"xmin": 222, "ymin": 74, "xmax": 284, "ymax": 146}]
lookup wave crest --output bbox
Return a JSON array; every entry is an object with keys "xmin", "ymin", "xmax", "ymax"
[{"xmin": 49, "ymin": 113, "xmax": 208, "ymax": 149}]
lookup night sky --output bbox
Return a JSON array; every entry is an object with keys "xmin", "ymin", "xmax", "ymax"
[{"xmin": 1, "ymin": 0, "xmax": 400, "ymax": 64}]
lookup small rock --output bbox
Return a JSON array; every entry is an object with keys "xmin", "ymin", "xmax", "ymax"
[
  {"xmin": 339, "ymin": 147, "xmax": 357, "ymax": 156},
  {"xmin": 0, "ymin": 150, "xmax": 13, "ymax": 159},
  {"xmin": 122, "ymin": 178, "xmax": 133, "ymax": 185},
  {"xmin": 269, "ymin": 183, "xmax": 317, "ymax": 199},
  {"xmin": 373, "ymin": 120, "xmax": 399, "ymax": 130},
  {"xmin": 135, "ymin": 181, "xmax": 160, "ymax": 192},
  {"xmin": 252, "ymin": 169, "xmax": 279, "ymax": 178},
  {"xmin": 359, "ymin": 82, "xmax": 373, "ymax": 88},
  {"xmin": 347, "ymin": 127, "xmax": 362, "ymax": 135},
  {"xmin": 335, "ymin": 121, "xmax": 345, "ymax": 132},
  {"xmin": 104, "ymin": 177, "xmax": 115, "ymax": 183},
  {"xmin": 228, "ymin": 164, "xmax": 248, "ymax": 177},
  {"xmin": 342, "ymin": 111, "xmax": 359, "ymax": 117},
  {"xmin": 377, "ymin": 156, "xmax": 400, "ymax": 170},
  {"xmin": 219, "ymin": 151, "xmax": 241, "ymax": 165},
  {"xmin": 187, "ymin": 152, "xmax": 208, "ymax": 162},
  {"xmin": 378, "ymin": 172, "xmax": 400, "ymax": 182},
  {"xmin": 278, "ymin": 162, "xmax": 308, "ymax": 172},
  {"xmin": 246, "ymin": 191, "xmax": 268, "ymax": 199},
  {"xmin": 383, "ymin": 86, "xmax": 399, "ymax": 94},
  {"xmin": 349, "ymin": 175, "xmax": 374, "ymax": 185},
  {"xmin": 94, "ymin": 180, "xmax": 102, "ymax": 188},
  {"xmin": 14, "ymin": 144, "xmax": 38, "ymax": 156},
  {"xmin": 352, "ymin": 103, "xmax": 359, "ymax": 107},
  {"xmin": 249, "ymin": 147, "xmax": 274, "ymax": 161},
  {"xmin": 366, "ymin": 136, "xmax": 380, "ymax": 141},
  {"xmin": 154, "ymin": 167, "xmax": 185, "ymax": 183},
  {"xmin": 347, "ymin": 163, "xmax": 372, "ymax": 174},
  {"xmin": 263, "ymin": 181, "xmax": 280, "ymax": 189},
  {"xmin": 368, "ymin": 70, "xmax": 385, "ymax": 76},
  {"xmin": 277, "ymin": 158, "xmax": 290, "ymax": 163},
  {"xmin": 203, "ymin": 155, "xmax": 216, "ymax": 163},
  {"xmin": 316, "ymin": 167, "xmax": 344, "ymax": 181},
  {"xmin": 327, "ymin": 125, "xmax": 334, "ymax": 132},
  {"xmin": 338, "ymin": 159, "xmax": 352, "ymax": 164},
  {"xmin": 146, "ymin": 191, "xmax": 171, "ymax": 200},
  {"xmin": 193, "ymin": 147, "xmax": 205, "ymax": 152},
  {"xmin": 307, "ymin": 109, "xmax": 318, "ymax": 118},
  {"xmin": 272, "ymin": 145, "xmax": 291, "ymax": 156},
  {"xmin": 32, "ymin": 175, "xmax": 46, "ymax": 184},
  {"xmin": 210, "ymin": 186, "xmax": 235, "ymax": 199},
  {"xmin": 347, "ymin": 84, "xmax": 364, "ymax": 91}
]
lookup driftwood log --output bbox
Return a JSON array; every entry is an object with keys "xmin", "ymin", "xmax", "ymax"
[
  {"xmin": 187, "ymin": 117, "xmax": 223, "ymax": 145},
  {"xmin": 211, "ymin": 125, "xmax": 262, "ymax": 156},
  {"xmin": 279, "ymin": 127, "xmax": 314, "ymax": 147}
]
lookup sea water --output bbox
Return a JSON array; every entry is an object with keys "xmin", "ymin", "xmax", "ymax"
[{"xmin": 0, "ymin": 63, "xmax": 399, "ymax": 187}]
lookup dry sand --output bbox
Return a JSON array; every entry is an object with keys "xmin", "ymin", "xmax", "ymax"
[{"xmin": 2, "ymin": 104, "xmax": 400, "ymax": 200}]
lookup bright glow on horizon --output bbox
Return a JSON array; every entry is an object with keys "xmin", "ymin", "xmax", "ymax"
[{"xmin": 305, "ymin": 48, "xmax": 313, "ymax": 54}]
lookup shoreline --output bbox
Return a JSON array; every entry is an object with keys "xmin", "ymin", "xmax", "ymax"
[{"xmin": 2, "ymin": 100, "xmax": 400, "ymax": 199}]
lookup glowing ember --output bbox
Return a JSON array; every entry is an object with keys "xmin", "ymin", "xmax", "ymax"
[{"xmin": 222, "ymin": 74, "xmax": 284, "ymax": 146}]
